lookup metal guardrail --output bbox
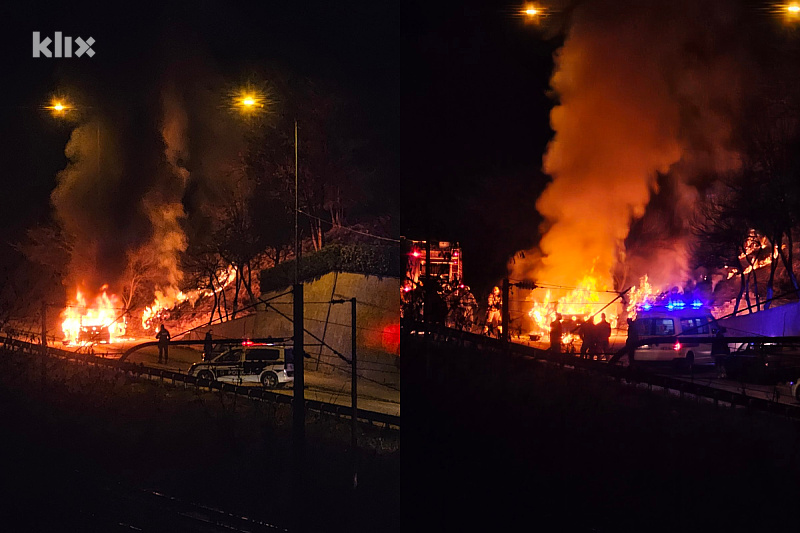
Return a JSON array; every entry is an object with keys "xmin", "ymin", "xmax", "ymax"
[
  {"xmin": 406, "ymin": 322, "xmax": 800, "ymax": 419},
  {"xmin": 1, "ymin": 337, "xmax": 400, "ymax": 429}
]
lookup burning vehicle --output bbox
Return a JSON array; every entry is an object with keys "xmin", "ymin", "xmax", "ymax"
[
  {"xmin": 78, "ymin": 323, "xmax": 111, "ymax": 344},
  {"xmin": 61, "ymin": 287, "xmax": 126, "ymax": 345}
]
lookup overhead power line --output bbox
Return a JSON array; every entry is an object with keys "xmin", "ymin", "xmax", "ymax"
[{"xmin": 296, "ymin": 210, "xmax": 400, "ymax": 243}]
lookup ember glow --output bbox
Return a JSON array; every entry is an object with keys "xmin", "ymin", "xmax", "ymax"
[{"xmin": 61, "ymin": 287, "xmax": 126, "ymax": 344}]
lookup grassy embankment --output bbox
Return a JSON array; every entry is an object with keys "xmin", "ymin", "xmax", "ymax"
[
  {"xmin": 0, "ymin": 348, "xmax": 399, "ymax": 532},
  {"xmin": 404, "ymin": 338, "xmax": 800, "ymax": 532}
]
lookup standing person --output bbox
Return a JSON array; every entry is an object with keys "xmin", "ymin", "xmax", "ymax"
[
  {"xmin": 625, "ymin": 318, "xmax": 638, "ymax": 369},
  {"xmin": 580, "ymin": 320, "xmax": 597, "ymax": 359},
  {"xmin": 156, "ymin": 324, "xmax": 171, "ymax": 364},
  {"xmin": 484, "ymin": 286, "xmax": 503, "ymax": 338},
  {"xmin": 597, "ymin": 313, "xmax": 612, "ymax": 359},
  {"xmin": 203, "ymin": 330, "xmax": 214, "ymax": 361},
  {"xmin": 549, "ymin": 313, "xmax": 563, "ymax": 355}
]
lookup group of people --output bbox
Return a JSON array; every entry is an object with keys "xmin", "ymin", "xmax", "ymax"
[
  {"xmin": 578, "ymin": 313, "xmax": 612, "ymax": 359},
  {"xmin": 549, "ymin": 312, "xmax": 612, "ymax": 358},
  {"xmin": 400, "ymin": 277, "xmax": 482, "ymax": 332}
]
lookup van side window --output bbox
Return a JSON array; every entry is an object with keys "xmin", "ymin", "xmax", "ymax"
[
  {"xmin": 679, "ymin": 318, "xmax": 710, "ymax": 335},
  {"xmin": 219, "ymin": 349, "xmax": 241, "ymax": 363},
  {"xmin": 636, "ymin": 319, "xmax": 652, "ymax": 336},
  {"xmin": 654, "ymin": 319, "xmax": 675, "ymax": 335}
]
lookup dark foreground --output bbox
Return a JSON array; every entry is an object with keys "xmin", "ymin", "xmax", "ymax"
[
  {"xmin": 0, "ymin": 349, "xmax": 399, "ymax": 532},
  {"xmin": 402, "ymin": 335, "xmax": 800, "ymax": 532}
]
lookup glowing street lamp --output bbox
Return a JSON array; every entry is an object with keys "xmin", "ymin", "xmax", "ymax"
[
  {"xmin": 46, "ymin": 98, "xmax": 72, "ymax": 117},
  {"xmin": 521, "ymin": 3, "xmax": 545, "ymax": 24},
  {"xmin": 782, "ymin": 2, "xmax": 800, "ymax": 23},
  {"xmin": 232, "ymin": 87, "xmax": 267, "ymax": 115}
]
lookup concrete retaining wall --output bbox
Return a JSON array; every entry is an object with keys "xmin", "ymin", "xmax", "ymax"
[{"xmin": 187, "ymin": 272, "xmax": 401, "ymax": 386}]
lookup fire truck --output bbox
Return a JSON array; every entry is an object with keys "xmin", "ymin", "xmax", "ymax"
[
  {"xmin": 402, "ymin": 240, "xmax": 474, "ymax": 328},
  {"xmin": 404, "ymin": 240, "xmax": 463, "ymax": 285}
]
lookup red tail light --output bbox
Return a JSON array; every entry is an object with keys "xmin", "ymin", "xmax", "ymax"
[{"xmin": 673, "ymin": 341, "xmax": 681, "ymax": 351}]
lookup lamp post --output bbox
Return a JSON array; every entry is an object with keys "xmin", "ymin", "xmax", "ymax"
[{"xmin": 331, "ymin": 297, "xmax": 358, "ymax": 489}]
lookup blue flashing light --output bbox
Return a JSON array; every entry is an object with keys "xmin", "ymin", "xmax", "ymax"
[
  {"xmin": 691, "ymin": 299, "xmax": 703, "ymax": 309},
  {"xmin": 673, "ymin": 301, "xmax": 685, "ymax": 309},
  {"xmin": 667, "ymin": 302, "xmax": 675, "ymax": 311},
  {"xmin": 642, "ymin": 303, "xmax": 652, "ymax": 311}
]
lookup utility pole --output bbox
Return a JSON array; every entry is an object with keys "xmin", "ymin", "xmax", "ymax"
[
  {"xmin": 41, "ymin": 301, "xmax": 47, "ymax": 383},
  {"xmin": 424, "ymin": 239, "xmax": 432, "ymax": 379},
  {"xmin": 292, "ymin": 119, "xmax": 306, "ymax": 533},
  {"xmin": 502, "ymin": 278, "xmax": 510, "ymax": 346},
  {"xmin": 350, "ymin": 297, "xmax": 357, "ymax": 489},
  {"xmin": 331, "ymin": 297, "xmax": 358, "ymax": 490},
  {"xmin": 294, "ymin": 119, "xmax": 299, "ymax": 283}
]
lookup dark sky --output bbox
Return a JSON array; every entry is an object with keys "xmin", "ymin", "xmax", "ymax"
[{"xmin": 0, "ymin": 0, "xmax": 558, "ymax": 290}]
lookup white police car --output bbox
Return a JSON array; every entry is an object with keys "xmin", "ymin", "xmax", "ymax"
[{"xmin": 188, "ymin": 341, "xmax": 294, "ymax": 388}]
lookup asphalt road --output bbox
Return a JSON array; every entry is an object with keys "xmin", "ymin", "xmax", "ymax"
[{"xmin": 63, "ymin": 337, "xmax": 400, "ymax": 417}]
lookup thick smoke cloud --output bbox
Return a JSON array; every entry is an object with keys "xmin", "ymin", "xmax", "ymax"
[
  {"xmin": 51, "ymin": 49, "xmax": 245, "ymax": 303},
  {"xmin": 513, "ymin": 0, "xmax": 751, "ymax": 293}
]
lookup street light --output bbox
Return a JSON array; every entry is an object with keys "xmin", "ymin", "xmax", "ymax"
[
  {"xmin": 231, "ymin": 84, "xmax": 268, "ymax": 116},
  {"xmin": 778, "ymin": 2, "xmax": 800, "ymax": 23},
  {"xmin": 521, "ymin": 3, "xmax": 544, "ymax": 22},
  {"xmin": 46, "ymin": 97, "xmax": 73, "ymax": 118}
]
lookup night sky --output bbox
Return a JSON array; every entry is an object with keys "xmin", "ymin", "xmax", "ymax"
[{"xmin": 0, "ymin": 0, "xmax": 556, "ymax": 291}]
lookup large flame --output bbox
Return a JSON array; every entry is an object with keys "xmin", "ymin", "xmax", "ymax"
[
  {"xmin": 141, "ymin": 264, "xmax": 238, "ymax": 330},
  {"xmin": 526, "ymin": 273, "xmax": 660, "ymax": 342},
  {"xmin": 526, "ymin": 268, "xmax": 617, "ymax": 337},
  {"xmin": 61, "ymin": 286, "xmax": 127, "ymax": 344},
  {"xmin": 625, "ymin": 274, "xmax": 659, "ymax": 319}
]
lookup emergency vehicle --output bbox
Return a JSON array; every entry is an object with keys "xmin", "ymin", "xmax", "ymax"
[
  {"xmin": 631, "ymin": 299, "xmax": 716, "ymax": 366},
  {"xmin": 188, "ymin": 340, "xmax": 294, "ymax": 388},
  {"xmin": 405, "ymin": 240, "xmax": 463, "ymax": 285}
]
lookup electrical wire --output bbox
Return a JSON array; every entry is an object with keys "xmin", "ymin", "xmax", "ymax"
[{"xmin": 296, "ymin": 209, "xmax": 400, "ymax": 243}]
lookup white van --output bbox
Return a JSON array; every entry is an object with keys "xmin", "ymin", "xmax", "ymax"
[{"xmin": 632, "ymin": 306, "xmax": 715, "ymax": 366}]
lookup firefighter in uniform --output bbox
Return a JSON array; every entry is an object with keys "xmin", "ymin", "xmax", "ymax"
[
  {"xmin": 484, "ymin": 286, "xmax": 503, "ymax": 338},
  {"xmin": 459, "ymin": 286, "xmax": 478, "ymax": 332},
  {"xmin": 550, "ymin": 313, "xmax": 563, "ymax": 355}
]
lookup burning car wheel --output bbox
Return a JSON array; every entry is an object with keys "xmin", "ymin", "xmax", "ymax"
[
  {"xmin": 261, "ymin": 372, "xmax": 278, "ymax": 389},
  {"xmin": 198, "ymin": 370, "xmax": 214, "ymax": 383}
]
